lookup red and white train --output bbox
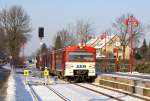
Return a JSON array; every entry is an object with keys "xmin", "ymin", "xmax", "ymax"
[{"xmin": 36, "ymin": 45, "xmax": 96, "ymax": 81}]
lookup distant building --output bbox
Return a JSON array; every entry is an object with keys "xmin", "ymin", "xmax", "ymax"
[{"xmin": 86, "ymin": 34, "xmax": 130, "ymax": 60}]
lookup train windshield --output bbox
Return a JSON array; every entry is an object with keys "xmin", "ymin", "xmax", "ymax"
[{"xmin": 68, "ymin": 52, "xmax": 94, "ymax": 61}]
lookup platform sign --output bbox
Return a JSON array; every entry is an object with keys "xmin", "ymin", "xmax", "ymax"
[
  {"xmin": 24, "ymin": 69, "xmax": 29, "ymax": 76},
  {"xmin": 44, "ymin": 69, "xmax": 49, "ymax": 76}
]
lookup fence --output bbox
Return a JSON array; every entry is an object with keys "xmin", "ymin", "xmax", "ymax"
[{"xmin": 96, "ymin": 58, "xmax": 130, "ymax": 72}]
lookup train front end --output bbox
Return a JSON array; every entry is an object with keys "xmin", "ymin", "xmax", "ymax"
[{"xmin": 64, "ymin": 46, "xmax": 96, "ymax": 81}]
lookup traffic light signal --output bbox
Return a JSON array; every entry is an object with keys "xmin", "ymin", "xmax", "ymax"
[{"xmin": 38, "ymin": 27, "xmax": 44, "ymax": 38}]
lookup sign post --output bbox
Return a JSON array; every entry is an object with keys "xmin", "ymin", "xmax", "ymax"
[
  {"xmin": 43, "ymin": 67, "xmax": 49, "ymax": 85},
  {"xmin": 24, "ymin": 69, "xmax": 29, "ymax": 85}
]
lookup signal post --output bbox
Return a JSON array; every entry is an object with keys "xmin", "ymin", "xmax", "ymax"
[
  {"xmin": 43, "ymin": 67, "xmax": 49, "ymax": 85},
  {"xmin": 24, "ymin": 69, "xmax": 29, "ymax": 85}
]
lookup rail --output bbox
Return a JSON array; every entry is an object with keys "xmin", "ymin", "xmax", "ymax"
[
  {"xmin": 74, "ymin": 83, "xmax": 124, "ymax": 101},
  {"xmin": 46, "ymin": 85, "xmax": 70, "ymax": 101},
  {"xmin": 90, "ymin": 83, "xmax": 150, "ymax": 101},
  {"xmin": 28, "ymin": 84, "xmax": 39, "ymax": 101}
]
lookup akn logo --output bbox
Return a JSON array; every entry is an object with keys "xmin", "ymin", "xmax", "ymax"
[{"xmin": 77, "ymin": 65, "xmax": 86, "ymax": 68}]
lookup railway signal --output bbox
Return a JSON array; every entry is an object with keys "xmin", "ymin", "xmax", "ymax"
[
  {"xmin": 38, "ymin": 27, "xmax": 44, "ymax": 69},
  {"xmin": 38, "ymin": 27, "xmax": 44, "ymax": 39}
]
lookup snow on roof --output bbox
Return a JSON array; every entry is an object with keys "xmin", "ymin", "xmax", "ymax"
[
  {"xmin": 87, "ymin": 35, "xmax": 116, "ymax": 49},
  {"xmin": 86, "ymin": 37, "xmax": 99, "ymax": 46}
]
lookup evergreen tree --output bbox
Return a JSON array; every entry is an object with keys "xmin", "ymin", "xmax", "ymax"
[
  {"xmin": 41, "ymin": 43, "xmax": 48, "ymax": 53},
  {"xmin": 140, "ymin": 39, "xmax": 148, "ymax": 58},
  {"xmin": 54, "ymin": 35, "xmax": 62, "ymax": 50}
]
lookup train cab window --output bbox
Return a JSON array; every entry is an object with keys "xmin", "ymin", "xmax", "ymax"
[{"xmin": 68, "ymin": 52, "xmax": 94, "ymax": 61}]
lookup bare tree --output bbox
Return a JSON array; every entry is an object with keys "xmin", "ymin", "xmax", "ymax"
[
  {"xmin": 52, "ymin": 20, "xmax": 95, "ymax": 49},
  {"xmin": 75, "ymin": 20, "xmax": 95, "ymax": 45},
  {"xmin": 0, "ymin": 5, "xmax": 32, "ymax": 65},
  {"xmin": 0, "ymin": 28, "xmax": 6, "ymax": 52},
  {"xmin": 57, "ymin": 29, "xmax": 76, "ymax": 47},
  {"xmin": 113, "ymin": 14, "xmax": 144, "ymax": 61}
]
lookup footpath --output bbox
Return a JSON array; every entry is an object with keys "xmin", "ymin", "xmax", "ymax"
[{"xmin": 2, "ymin": 64, "xmax": 33, "ymax": 101}]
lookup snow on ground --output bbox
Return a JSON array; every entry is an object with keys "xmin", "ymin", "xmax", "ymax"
[
  {"xmin": 5, "ymin": 72, "xmax": 16, "ymax": 101},
  {"xmin": 32, "ymin": 85, "xmax": 63, "ymax": 101},
  {"xmin": 4, "ymin": 64, "xmax": 33, "ymax": 101},
  {"xmin": 4, "ymin": 64, "xmax": 64, "ymax": 101},
  {"xmin": 5, "ymin": 63, "xmax": 149, "ymax": 101},
  {"xmin": 49, "ymin": 83, "xmax": 116, "ymax": 101},
  {"xmin": 79, "ymin": 83, "xmax": 146, "ymax": 101},
  {"xmin": 98, "ymin": 72, "xmax": 150, "ymax": 82},
  {"xmin": 15, "ymin": 74, "xmax": 33, "ymax": 101}
]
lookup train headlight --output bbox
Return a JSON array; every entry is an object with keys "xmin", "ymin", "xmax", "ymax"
[
  {"xmin": 65, "ymin": 64, "xmax": 73, "ymax": 68},
  {"xmin": 89, "ymin": 64, "xmax": 95, "ymax": 68}
]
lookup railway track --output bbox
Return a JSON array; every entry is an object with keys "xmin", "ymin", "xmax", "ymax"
[
  {"xmin": 90, "ymin": 83, "xmax": 150, "ymax": 101},
  {"xmin": 74, "ymin": 83, "xmax": 149, "ymax": 101},
  {"xmin": 28, "ymin": 82, "xmax": 70, "ymax": 101},
  {"xmin": 27, "ymin": 76, "xmax": 150, "ymax": 101},
  {"xmin": 28, "ymin": 84, "xmax": 39, "ymax": 101},
  {"xmin": 74, "ymin": 83, "xmax": 124, "ymax": 101},
  {"xmin": 58, "ymin": 79, "xmax": 123, "ymax": 101},
  {"xmin": 46, "ymin": 85, "xmax": 70, "ymax": 101},
  {"xmin": 59, "ymin": 78, "xmax": 149, "ymax": 101}
]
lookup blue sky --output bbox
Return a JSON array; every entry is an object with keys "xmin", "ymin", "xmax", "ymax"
[{"xmin": 0, "ymin": 0, "xmax": 150, "ymax": 56}]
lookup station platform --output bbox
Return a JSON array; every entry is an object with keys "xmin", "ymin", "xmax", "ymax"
[{"xmin": 95, "ymin": 72, "xmax": 150, "ymax": 97}]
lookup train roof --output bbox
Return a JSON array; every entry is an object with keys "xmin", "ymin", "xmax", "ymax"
[{"xmin": 65, "ymin": 45, "xmax": 96, "ymax": 52}]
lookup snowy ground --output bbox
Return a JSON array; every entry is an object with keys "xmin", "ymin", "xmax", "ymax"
[
  {"xmin": 4, "ymin": 64, "xmax": 33, "ymax": 101},
  {"xmin": 3, "ymin": 64, "xmax": 150, "ymax": 101},
  {"xmin": 78, "ymin": 83, "xmax": 146, "ymax": 101},
  {"xmin": 48, "ymin": 83, "xmax": 115, "ymax": 101},
  {"xmin": 31, "ymin": 85, "xmax": 63, "ymax": 101},
  {"xmin": 97, "ymin": 72, "xmax": 150, "ymax": 82}
]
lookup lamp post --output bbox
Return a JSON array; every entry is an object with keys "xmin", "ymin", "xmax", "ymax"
[
  {"xmin": 22, "ymin": 42, "xmax": 25, "ymax": 68},
  {"xmin": 105, "ymin": 32, "xmax": 107, "ymax": 72},
  {"xmin": 123, "ymin": 16, "xmax": 139, "ymax": 76}
]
